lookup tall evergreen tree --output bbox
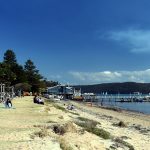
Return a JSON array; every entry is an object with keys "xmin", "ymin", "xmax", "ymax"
[
  {"xmin": 24, "ymin": 59, "xmax": 44, "ymax": 92},
  {"xmin": 11, "ymin": 64, "xmax": 27, "ymax": 85},
  {"xmin": 0, "ymin": 62, "xmax": 16, "ymax": 85},
  {"xmin": 3, "ymin": 49, "xmax": 17, "ymax": 64},
  {"xmin": 2, "ymin": 49, "xmax": 27, "ymax": 85},
  {"xmin": 0, "ymin": 50, "xmax": 51, "ymax": 92}
]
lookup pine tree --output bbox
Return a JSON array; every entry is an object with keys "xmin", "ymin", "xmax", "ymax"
[
  {"xmin": 24, "ymin": 59, "xmax": 43, "ymax": 92},
  {"xmin": 3, "ymin": 49, "xmax": 17, "ymax": 64},
  {"xmin": 2, "ymin": 49, "xmax": 27, "ymax": 85},
  {"xmin": 0, "ymin": 62, "xmax": 16, "ymax": 85}
]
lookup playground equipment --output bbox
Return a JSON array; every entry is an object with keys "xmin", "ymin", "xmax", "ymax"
[{"xmin": 0, "ymin": 83, "xmax": 15, "ymax": 103}]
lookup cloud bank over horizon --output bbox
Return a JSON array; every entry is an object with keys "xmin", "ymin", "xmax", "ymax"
[
  {"xmin": 69, "ymin": 69, "xmax": 150, "ymax": 84},
  {"xmin": 106, "ymin": 29, "xmax": 150, "ymax": 53}
]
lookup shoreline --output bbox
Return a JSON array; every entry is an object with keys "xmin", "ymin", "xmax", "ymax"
[
  {"xmin": 65, "ymin": 100, "xmax": 150, "ymax": 128},
  {"xmin": 71, "ymin": 100, "xmax": 150, "ymax": 115},
  {"xmin": 72, "ymin": 100, "xmax": 150, "ymax": 115},
  {"xmin": 95, "ymin": 103, "xmax": 150, "ymax": 115}
]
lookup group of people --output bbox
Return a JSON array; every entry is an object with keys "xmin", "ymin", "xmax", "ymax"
[
  {"xmin": 33, "ymin": 96, "xmax": 44, "ymax": 105},
  {"xmin": 66, "ymin": 104, "xmax": 75, "ymax": 110}
]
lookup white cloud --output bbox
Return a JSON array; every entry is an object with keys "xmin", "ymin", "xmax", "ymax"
[
  {"xmin": 107, "ymin": 29, "xmax": 150, "ymax": 53},
  {"xmin": 69, "ymin": 69, "xmax": 150, "ymax": 84}
]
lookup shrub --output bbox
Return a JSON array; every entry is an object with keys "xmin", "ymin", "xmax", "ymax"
[
  {"xmin": 33, "ymin": 127, "xmax": 49, "ymax": 138},
  {"xmin": 90, "ymin": 128, "xmax": 111, "ymax": 139},
  {"xmin": 113, "ymin": 121, "xmax": 127, "ymax": 128},
  {"xmin": 118, "ymin": 121, "xmax": 127, "ymax": 127},
  {"xmin": 53, "ymin": 125, "xmax": 66, "ymax": 135},
  {"xmin": 59, "ymin": 139, "xmax": 73, "ymax": 150},
  {"xmin": 58, "ymin": 116, "xmax": 64, "ymax": 119},
  {"xmin": 53, "ymin": 104, "xmax": 67, "ymax": 112},
  {"xmin": 114, "ymin": 138, "xmax": 134, "ymax": 150},
  {"xmin": 75, "ymin": 121, "xmax": 111, "ymax": 139},
  {"xmin": 77, "ymin": 117, "xmax": 100, "ymax": 127}
]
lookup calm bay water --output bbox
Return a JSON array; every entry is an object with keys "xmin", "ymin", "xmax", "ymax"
[{"xmin": 96, "ymin": 94, "xmax": 150, "ymax": 114}]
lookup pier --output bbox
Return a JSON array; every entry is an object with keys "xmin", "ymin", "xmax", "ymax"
[{"xmin": 97, "ymin": 94, "xmax": 150, "ymax": 102}]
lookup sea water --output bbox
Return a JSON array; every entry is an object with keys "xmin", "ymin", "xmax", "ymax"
[{"xmin": 96, "ymin": 94, "xmax": 150, "ymax": 114}]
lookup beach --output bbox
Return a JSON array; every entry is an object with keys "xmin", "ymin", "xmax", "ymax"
[{"xmin": 0, "ymin": 96, "xmax": 149, "ymax": 150}]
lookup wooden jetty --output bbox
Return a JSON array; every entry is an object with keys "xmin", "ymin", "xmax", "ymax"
[{"xmin": 97, "ymin": 94, "xmax": 150, "ymax": 102}]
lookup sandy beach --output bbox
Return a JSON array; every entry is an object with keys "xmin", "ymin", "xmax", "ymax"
[{"xmin": 0, "ymin": 96, "xmax": 149, "ymax": 150}]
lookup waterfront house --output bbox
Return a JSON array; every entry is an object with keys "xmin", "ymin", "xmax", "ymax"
[
  {"xmin": 46, "ymin": 85, "xmax": 74, "ymax": 99},
  {"xmin": 46, "ymin": 85, "xmax": 82, "ymax": 100}
]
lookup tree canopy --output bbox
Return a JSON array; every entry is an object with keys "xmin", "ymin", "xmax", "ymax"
[
  {"xmin": 24, "ymin": 59, "xmax": 43, "ymax": 92},
  {"xmin": 3, "ymin": 49, "xmax": 17, "ymax": 64},
  {"xmin": 0, "ymin": 49, "xmax": 58, "ymax": 92}
]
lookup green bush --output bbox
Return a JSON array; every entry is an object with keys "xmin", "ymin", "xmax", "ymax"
[
  {"xmin": 90, "ymin": 128, "xmax": 111, "ymax": 139},
  {"xmin": 75, "ymin": 120, "xmax": 111, "ymax": 139},
  {"xmin": 53, "ymin": 104, "xmax": 67, "ymax": 112},
  {"xmin": 114, "ymin": 138, "xmax": 134, "ymax": 150}
]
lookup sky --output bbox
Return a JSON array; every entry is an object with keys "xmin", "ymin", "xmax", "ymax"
[{"xmin": 1, "ymin": 0, "xmax": 150, "ymax": 85}]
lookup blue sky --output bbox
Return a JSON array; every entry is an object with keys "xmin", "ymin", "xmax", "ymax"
[{"xmin": 1, "ymin": 0, "xmax": 150, "ymax": 84}]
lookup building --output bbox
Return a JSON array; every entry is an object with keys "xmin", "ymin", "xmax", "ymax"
[
  {"xmin": 46, "ymin": 85, "xmax": 82, "ymax": 100},
  {"xmin": 46, "ymin": 85, "xmax": 74, "ymax": 99},
  {"xmin": 73, "ymin": 88, "xmax": 83, "ymax": 100}
]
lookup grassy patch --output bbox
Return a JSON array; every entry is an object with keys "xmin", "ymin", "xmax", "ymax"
[
  {"xmin": 114, "ymin": 138, "xmax": 134, "ymax": 150},
  {"xmin": 59, "ymin": 139, "xmax": 73, "ymax": 150},
  {"xmin": 31, "ymin": 127, "xmax": 50, "ymax": 138},
  {"xmin": 52, "ymin": 122, "xmax": 78, "ymax": 135},
  {"xmin": 77, "ymin": 117, "xmax": 100, "ymax": 127},
  {"xmin": 90, "ymin": 128, "xmax": 111, "ymax": 139},
  {"xmin": 75, "ymin": 118, "xmax": 111, "ymax": 139},
  {"xmin": 69, "ymin": 112, "xmax": 79, "ymax": 116},
  {"xmin": 47, "ymin": 120, "xmax": 57, "ymax": 123},
  {"xmin": 53, "ymin": 104, "xmax": 67, "ymax": 112},
  {"xmin": 58, "ymin": 116, "xmax": 64, "ymax": 119},
  {"xmin": 78, "ymin": 117, "xmax": 91, "ymax": 122}
]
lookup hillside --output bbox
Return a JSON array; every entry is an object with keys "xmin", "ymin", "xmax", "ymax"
[{"xmin": 74, "ymin": 82, "xmax": 150, "ymax": 94}]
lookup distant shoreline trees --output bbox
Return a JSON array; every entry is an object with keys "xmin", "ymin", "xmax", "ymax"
[
  {"xmin": 74, "ymin": 82, "xmax": 150, "ymax": 94},
  {"xmin": 0, "ymin": 49, "xmax": 58, "ymax": 93}
]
